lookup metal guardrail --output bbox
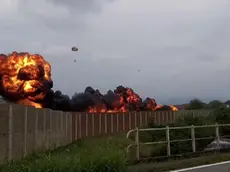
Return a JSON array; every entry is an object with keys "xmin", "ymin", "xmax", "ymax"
[{"xmin": 126, "ymin": 123, "xmax": 230, "ymax": 161}]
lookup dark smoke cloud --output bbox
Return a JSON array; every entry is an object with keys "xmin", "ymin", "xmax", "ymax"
[
  {"xmin": 47, "ymin": 85, "xmax": 166, "ymax": 112},
  {"xmin": 71, "ymin": 86, "xmax": 105, "ymax": 111},
  {"xmin": 103, "ymin": 90, "xmax": 122, "ymax": 109}
]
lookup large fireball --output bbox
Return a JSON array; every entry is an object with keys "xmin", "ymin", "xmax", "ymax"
[{"xmin": 0, "ymin": 52, "xmax": 53, "ymax": 107}]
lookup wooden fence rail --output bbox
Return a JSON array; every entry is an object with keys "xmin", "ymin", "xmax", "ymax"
[{"xmin": 0, "ymin": 103, "xmax": 213, "ymax": 164}]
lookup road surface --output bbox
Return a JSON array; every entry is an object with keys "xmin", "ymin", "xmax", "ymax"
[{"xmin": 171, "ymin": 161, "xmax": 230, "ymax": 172}]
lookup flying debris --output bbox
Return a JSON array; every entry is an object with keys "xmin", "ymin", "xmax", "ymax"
[{"xmin": 71, "ymin": 47, "xmax": 78, "ymax": 51}]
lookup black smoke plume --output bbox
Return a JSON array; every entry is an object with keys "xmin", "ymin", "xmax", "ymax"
[{"xmin": 44, "ymin": 85, "xmax": 173, "ymax": 112}]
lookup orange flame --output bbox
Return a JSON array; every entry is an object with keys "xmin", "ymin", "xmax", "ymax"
[
  {"xmin": 0, "ymin": 52, "xmax": 52, "ymax": 107},
  {"xmin": 17, "ymin": 99, "xmax": 42, "ymax": 108},
  {"xmin": 169, "ymin": 105, "xmax": 178, "ymax": 111}
]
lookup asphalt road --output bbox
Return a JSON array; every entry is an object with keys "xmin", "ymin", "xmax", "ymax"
[{"xmin": 173, "ymin": 161, "xmax": 230, "ymax": 172}]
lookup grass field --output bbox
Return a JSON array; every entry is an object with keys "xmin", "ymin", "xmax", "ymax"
[
  {"xmin": 1, "ymin": 133, "xmax": 230, "ymax": 172},
  {"xmin": 0, "ymin": 134, "xmax": 130, "ymax": 172}
]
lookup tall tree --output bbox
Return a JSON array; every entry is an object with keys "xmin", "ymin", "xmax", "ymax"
[
  {"xmin": 208, "ymin": 100, "xmax": 224, "ymax": 109},
  {"xmin": 186, "ymin": 99, "xmax": 205, "ymax": 110}
]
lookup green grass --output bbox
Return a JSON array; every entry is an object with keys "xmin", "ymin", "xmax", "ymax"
[
  {"xmin": 0, "ymin": 133, "xmax": 130, "ymax": 172},
  {"xmin": 128, "ymin": 152, "xmax": 230, "ymax": 172},
  {"xmin": 1, "ymin": 130, "xmax": 230, "ymax": 172}
]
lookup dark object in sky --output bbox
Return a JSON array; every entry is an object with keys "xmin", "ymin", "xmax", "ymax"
[
  {"xmin": 138, "ymin": 70, "xmax": 140, "ymax": 72},
  {"xmin": 71, "ymin": 47, "xmax": 78, "ymax": 51},
  {"xmin": 74, "ymin": 60, "xmax": 76, "ymax": 62}
]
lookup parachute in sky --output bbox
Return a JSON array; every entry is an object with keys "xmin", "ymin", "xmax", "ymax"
[{"xmin": 71, "ymin": 47, "xmax": 78, "ymax": 51}]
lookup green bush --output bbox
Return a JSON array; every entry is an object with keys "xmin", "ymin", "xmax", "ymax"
[
  {"xmin": 211, "ymin": 107, "xmax": 230, "ymax": 136},
  {"xmin": 212, "ymin": 107, "xmax": 230, "ymax": 124}
]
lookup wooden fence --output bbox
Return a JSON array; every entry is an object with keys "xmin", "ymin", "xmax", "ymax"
[
  {"xmin": 0, "ymin": 103, "xmax": 212, "ymax": 164},
  {"xmin": 0, "ymin": 104, "xmax": 72, "ymax": 164},
  {"xmin": 71, "ymin": 110, "xmax": 212, "ymax": 140}
]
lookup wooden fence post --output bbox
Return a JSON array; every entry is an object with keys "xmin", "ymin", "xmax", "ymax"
[
  {"xmin": 43, "ymin": 109, "xmax": 47, "ymax": 148},
  {"xmin": 111, "ymin": 114, "xmax": 114, "ymax": 133},
  {"xmin": 153, "ymin": 111, "xmax": 157, "ymax": 124},
  {"xmin": 48, "ymin": 109, "xmax": 52, "ymax": 144},
  {"xmin": 23, "ymin": 106, "xmax": 28, "ymax": 157},
  {"xmin": 122, "ymin": 113, "xmax": 125, "ymax": 131},
  {"xmin": 215, "ymin": 123, "xmax": 220, "ymax": 149},
  {"xmin": 8, "ymin": 104, "xmax": 13, "ymax": 161},
  {"xmin": 166, "ymin": 126, "xmax": 171, "ymax": 156},
  {"xmin": 145, "ymin": 111, "xmax": 148, "ymax": 125},
  {"xmin": 65, "ymin": 112, "xmax": 68, "ymax": 143},
  {"xmin": 165, "ymin": 111, "xmax": 169, "ymax": 123},
  {"xmin": 34, "ymin": 109, "xmax": 38, "ymax": 151},
  {"xmin": 135, "ymin": 127, "xmax": 140, "ymax": 161},
  {"xmin": 172, "ymin": 111, "xmax": 176, "ymax": 122},
  {"xmin": 72, "ymin": 113, "xmax": 76, "ymax": 142},
  {"xmin": 99, "ymin": 113, "xmax": 102, "ymax": 134},
  {"xmin": 105, "ymin": 114, "xmax": 108, "ymax": 134},
  {"xmin": 134, "ymin": 112, "xmax": 137, "ymax": 127},
  {"xmin": 59, "ymin": 111, "xmax": 64, "ymax": 145},
  {"xmin": 86, "ymin": 113, "xmax": 88, "ymax": 137},
  {"xmin": 161, "ymin": 112, "xmax": 164, "ymax": 124},
  {"xmin": 129, "ymin": 112, "xmax": 131, "ymax": 129},
  {"xmin": 191, "ymin": 125, "xmax": 196, "ymax": 152},
  {"xmin": 92, "ymin": 113, "xmax": 95, "ymax": 136},
  {"xmin": 78, "ymin": 114, "xmax": 82, "ymax": 139},
  {"xmin": 192, "ymin": 110, "xmax": 195, "ymax": 118},
  {"xmin": 60, "ymin": 111, "xmax": 63, "ymax": 130},
  {"xmin": 140, "ymin": 112, "xmax": 143, "ymax": 126},
  {"xmin": 116, "ymin": 114, "xmax": 119, "ymax": 132}
]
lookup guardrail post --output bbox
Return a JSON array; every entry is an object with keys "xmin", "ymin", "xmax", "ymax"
[
  {"xmin": 215, "ymin": 123, "xmax": 220, "ymax": 149},
  {"xmin": 191, "ymin": 125, "xmax": 196, "ymax": 152},
  {"xmin": 166, "ymin": 126, "xmax": 171, "ymax": 156},
  {"xmin": 135, "ymin": 127, "xmax": 140, "ymax": 161}
]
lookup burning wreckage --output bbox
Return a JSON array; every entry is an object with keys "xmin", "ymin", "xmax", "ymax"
[{"xmin": 0, "ymin": 52, "xmax": 178, "ymax": 113}]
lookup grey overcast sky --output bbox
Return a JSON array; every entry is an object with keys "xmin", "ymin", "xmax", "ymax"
[{"xmin": 0, "ymin": 0, "xmax": 230, "ymax": 104}]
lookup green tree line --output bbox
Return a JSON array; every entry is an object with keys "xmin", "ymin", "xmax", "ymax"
[{"xmin": 185, "ymin": 99, "xmax": 229, "ymax": 110}]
